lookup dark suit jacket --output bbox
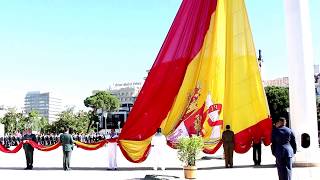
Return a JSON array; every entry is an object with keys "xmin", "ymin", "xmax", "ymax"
[
  {"xmin": 22, "ymin": 134, "xmax": 37, "ymax": 151},
  {"xmin": 60, "ymin": 133, "xmax": 74, "ymax": 152},
  {"xmin": 271, "ymin": 126, "xmax": 297, "ymax": 158}
]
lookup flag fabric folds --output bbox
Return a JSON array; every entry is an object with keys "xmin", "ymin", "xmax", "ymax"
[
  {"xmin": 0, "ymin": 0, "xmax": 272, "ymax": 163},
  {"xmin": 118, "ymin": 0, "xmax": 271, "ymax": 162}
]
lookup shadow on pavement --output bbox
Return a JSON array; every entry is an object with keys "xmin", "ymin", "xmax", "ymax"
[
  {"xmin": 198, "ymin": 164, "xmax": 276, "ymax": 170},
  {"xmin": 125, "ymin": 174, "xmax": 181, "ymax": 180},
  {"xmin": 0, "ymin": 164, "xmax": 275, "ymax": 171}
]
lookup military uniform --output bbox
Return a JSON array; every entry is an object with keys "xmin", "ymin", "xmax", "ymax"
[
  {"xmin": 151, "ymin": 131, "xmax": 167, "ymax": 170},
  {"xmin": 222, "ymin": 128, "xmax": 234, "ymax": 168},
  {"xmin": 22, "ymin": 133, "xmax": 37, "ymax": 170},
  {"xmin": 60, "ymin": 132, "xmax": 74, "ymax": 171},
  {"xmin": 107, "ymin": 131, "xmax": 118, "ymax": 170}
]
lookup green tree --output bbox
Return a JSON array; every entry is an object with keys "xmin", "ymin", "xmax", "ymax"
[
  {"xmin": 84, "ymin": 91, "xmax": 120, "ymax": 133},
  {"xmin": 16, "ymin": 113, "xmax": 27, "ymax": 132},
  {"xmin": 37, "ymin": 117, "xmax": 49, "ymax": 133},
  {"xmin": 0, "ymin": 111, "xmax": 18, "ymax": 134},
  {"xmin": 52, "ymin": 108, "xmax": 76, "ymax": 133},
  {"xmin": 265, "ymin": 86, "xmax": 289, "ymax": 123},
  {"xmin": 50, "ymin": 109, "xmax": 92, "ymax": 134},
  {"xmin": 75, "ymin": 111, "xmax": 93, "ymax": 133},
  {"xmin": 28, "ymin": 110, "xmax": 41, "ymax": 132}
]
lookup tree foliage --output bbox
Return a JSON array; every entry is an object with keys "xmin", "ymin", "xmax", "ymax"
[
  {"xmin": 84, "ymin": 91, "xmax": 120, "ymax": 133},
  {"xmin": 177, "ymin": 136, "xmax": 204, "ymax": 166},
  {"xmin": 50, "ymin": 108, "xmax": 92, "ymax": 134},
  {"xmin": 0, "ymin": 111, "xmax": 19, "ymax": 134},
  {"xmin": 264, "ymin": 86, "xmax": 289, "ymax": 123},
  {"xmin": 0, "ymin": 110, "xmax": 48, "ymax": 134},
  {"xmin": 84, "ymin": 91, "xmax": 120, "ymax": 111}
]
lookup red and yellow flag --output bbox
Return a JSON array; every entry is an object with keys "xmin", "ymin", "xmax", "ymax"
[{"xmin": 119, "ymin": 0, "xmax": 271, "ymax": 162}]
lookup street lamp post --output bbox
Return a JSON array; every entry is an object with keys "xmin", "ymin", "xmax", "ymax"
[
  {"xmin": 96, "ymin": 108, "xmax": 103, "ymax": 134},
  {"xmin": 96, "ymin": 122, "xmax": 99, "ymax": 133},
  {"xmin": 103, "ymin": 111, "xmax": 108, "ymax": 135}
]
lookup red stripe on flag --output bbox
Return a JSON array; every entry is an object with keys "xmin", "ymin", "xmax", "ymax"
[{"xmin": 119, "ymin": 0, "xmax": 218, "ymax": 144}]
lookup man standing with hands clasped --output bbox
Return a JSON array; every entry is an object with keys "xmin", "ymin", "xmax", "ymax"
[
  {"xmin": 60, "ymin": 127, "xmax": 74, "ymax": 171},
  {"xmin": 22, "ymin": 128, "xmax": 37, "ymax": 170},
  {"xmin": 272, "ymin": 117, "xmax": 296, "ymax": 180}
]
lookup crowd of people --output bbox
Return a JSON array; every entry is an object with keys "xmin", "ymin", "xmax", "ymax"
[
  {"xmin": 1, "ymin": 117, "xmax": 297, "ymax": 180},
  {"xmin": 0, "ymin": 131, "xmax": 119, "ymax": 148}
]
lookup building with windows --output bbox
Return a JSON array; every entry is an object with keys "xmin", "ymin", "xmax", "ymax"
[
  {"xmin": 24, "ymin": 91, "xmax": 62, "ymax": 123},
  {"xmin": 263, "ymin": 77, "xmax": 289, "ymax": 87},
  {"xmin": 92, "ymin": 82, "xmax": 144, "ymax": 132},
  {"xmin": 109, "ymin": 82, "xmax": 142, "ymax": 102},
  {"xmin": 93, "ymin": 81, "xmax": 143, "ymax": 112}
]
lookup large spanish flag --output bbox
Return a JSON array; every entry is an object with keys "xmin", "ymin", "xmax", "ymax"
[{"xmin": 118, "ymin": 0, "xmax": 271, "ymax": 162}]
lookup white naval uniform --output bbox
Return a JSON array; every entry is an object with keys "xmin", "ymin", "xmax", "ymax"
[
  {"xmin": 108, "ymin": 133, "xmax": 118, "ymax": 170},
  {"xmin": 151, "ymin": 132, "xmax": 167, "ymax": 170}
]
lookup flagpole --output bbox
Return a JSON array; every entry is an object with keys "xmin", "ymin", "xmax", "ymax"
[{"xmin": 284, "ymin": 0, "xmax": 319, "ymax": 166}]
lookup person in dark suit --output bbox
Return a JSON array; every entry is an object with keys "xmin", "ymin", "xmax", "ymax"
[
  {"xmin": 271, "ymin": 117, "xmax": 297, "ymax": 180},
  {"xmin": 222, "ymin": 125, "xmax": 234, "ymax": 168},
  {"xmin": 60, "ymin": 127, "xmax": 74, "ymax": 171},
  {"xmin": 22, "ymin": 128, "xmax": 37, "ymax": 170}
]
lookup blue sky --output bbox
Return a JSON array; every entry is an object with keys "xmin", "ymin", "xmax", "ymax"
[{"xmin": 0, "ymin": 0, "xmax": 319, "ymax": 109}]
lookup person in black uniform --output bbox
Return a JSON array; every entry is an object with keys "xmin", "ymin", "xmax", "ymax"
[
  {"xmin": 22, "ymin": 128, "xmax": 37, "ymax": 170},
  {"xmin": 271, "ymin": 117, "xmax": 297, "ymax": 180}
]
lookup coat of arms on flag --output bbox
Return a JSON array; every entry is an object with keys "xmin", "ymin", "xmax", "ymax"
[{"xmin": 167, "ymin": 87, "xmax": 223, "ymax": 147}]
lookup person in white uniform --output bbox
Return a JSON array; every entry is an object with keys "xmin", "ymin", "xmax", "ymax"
[
  {"xmin": 151, "ymin": 128, "xmax": 167, "ymax": 170},
  {"xmin": 107, "ymin": 128, "xmax": 118, "ymax": 170}
]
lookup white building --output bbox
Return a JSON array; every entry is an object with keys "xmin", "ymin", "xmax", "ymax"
[
  {"xmin": 92, "ymin": 82, "xmax": 144, "ymax": 131},
  {"xmin": 24, "ymin": 91, "xmax": 62, "ymax": 123},
  {"xmin": 314, "ymin": 65, "xmax": 319, "ymax": 75},
  {"xmin": 263, "ymin": 77, "xmax": 289, "ymax": 87},
  {"xmin": 0, "ymin": 105, "xmax": 23, "ymax": 118},
  {"xmin": 93, "ymin": 81, "xmax": 143, "ymax": 112}
]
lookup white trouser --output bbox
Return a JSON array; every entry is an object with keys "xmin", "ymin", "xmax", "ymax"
[
  {"xmin": 153, "ymin": 147, "xmax": 165, "ymax": 170},
  {"xmin": 108, "ymin": 142, "xmax": 117, "ymax": 169}
]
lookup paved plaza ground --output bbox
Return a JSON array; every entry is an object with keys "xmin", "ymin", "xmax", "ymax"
[{"xmin": 1, "ymin": 144, "xmax": 320, "ymax": 180}]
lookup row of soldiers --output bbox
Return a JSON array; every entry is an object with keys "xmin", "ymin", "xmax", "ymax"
[{"xmin": 0, "ymin": 132, "xmax": 119, "ymax": 148}]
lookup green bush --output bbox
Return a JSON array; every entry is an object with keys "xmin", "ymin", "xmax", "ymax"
[{"xmin": 177, "ymin": 136, "xmax": 204, "ymax": 166}]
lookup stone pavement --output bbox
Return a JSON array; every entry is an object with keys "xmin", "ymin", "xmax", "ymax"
[{"xmin": 0, "ymin": 144, "xmax": 319, "ymax": 180}]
